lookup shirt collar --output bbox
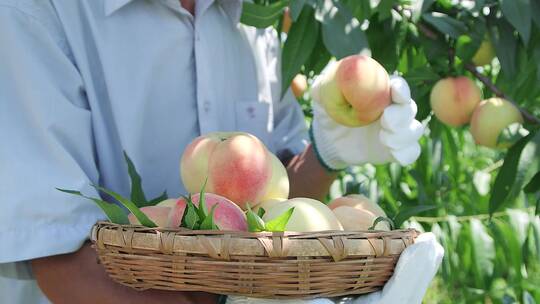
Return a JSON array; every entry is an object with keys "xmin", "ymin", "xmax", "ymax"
[{"xmin": 104, "ymin": 0, "xmax": 243, "ymax": 24}]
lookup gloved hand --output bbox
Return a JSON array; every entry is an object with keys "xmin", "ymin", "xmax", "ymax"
[
  {"xmin": 310, "ymin": 60, "xmax": 424, "ymax": 171},
  {"xmin": 225, "ymin": 232, "xmax": 444, "ymax": 304}
]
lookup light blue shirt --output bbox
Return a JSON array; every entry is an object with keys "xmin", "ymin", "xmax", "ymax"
[{"xmin": 0, "ymin": 0, "xmax": 308, "ymax": 302}]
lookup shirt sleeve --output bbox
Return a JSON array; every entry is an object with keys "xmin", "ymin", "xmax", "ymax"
[
  {"xmin": 0, "ymin": 4, "xmax": 105, "ymax": 276},
  {"xmin": 264, "ymin": 29, "xmax": 309, "ymax": 157}
]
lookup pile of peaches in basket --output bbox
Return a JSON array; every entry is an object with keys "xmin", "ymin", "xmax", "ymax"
[{"xmin": 61, "ymin": 132, "xmax": 392, "ymax": 233}]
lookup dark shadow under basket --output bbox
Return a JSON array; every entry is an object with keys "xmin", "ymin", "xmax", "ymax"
[{"xmin": 91, "ymin": 222, "xmax": 418, "ymax": 299}]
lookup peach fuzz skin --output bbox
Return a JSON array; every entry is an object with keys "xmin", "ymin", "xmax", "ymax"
[
  {"xmin": 128, "ymin": 206, "xmax": 171, "ymax": 227},
  {"xmin": 181, "ymin": 132, "xmax": 289, "ymax": 209},
  {"xmin": 430, "ymin": 77, "xmax": 481, "ymax": 127},
  {"xmin": 470, "ymin": 98, "xmax": 523, "ymax": 148},
  {"xmin": 335, "ymin": 55, "xmax": 391, "ymax": 125},
  {"xmin": 328, "ymin": 195, "xmax": 390, "ymax": 231},
  {"xmin": 167, "ymin": 193, "xmax": 248, "ymax": 231}
]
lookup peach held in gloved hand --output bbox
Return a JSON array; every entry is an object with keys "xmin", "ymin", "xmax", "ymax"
[{"xmin": 310, "ymin": 55, "xmax": 424, "ymax": 171}]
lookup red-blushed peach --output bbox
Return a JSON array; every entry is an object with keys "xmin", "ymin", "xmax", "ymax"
[
  {"xmin": 335, "ymin": 55, "xmax": 391, "ymax": 125},
  {"xmin": 180, "ymin": 132, "xmax": 272, "ymax": 210},
  {"xmin": 262, "ymin": 198, "xmax": 343, "ymax": 232},
  {"xmin": 470, "ymin": 98, "xmax": 523, "ymax": 148},
  {"xmin": 128, "ymin": 206, "xmax": 171, "ymax": 227},
  {"xmin": 328, "ymin": 195, "xmax": 390, "ymax": 231},
  {"xmin": 167, "ymin": 193, "xmax": 248, "ymax": 231},
  {"xmin": 430, "ymin": 77, "xmax": 482, "ymax": 126},
  {"xmin": 327, "ymin": 194, "xmax": 386, "ymax": 217}
]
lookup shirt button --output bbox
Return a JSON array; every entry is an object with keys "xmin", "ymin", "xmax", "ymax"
[{"xmin": 203, "ymin": 100, "xmax": 210, "ymax": 112}]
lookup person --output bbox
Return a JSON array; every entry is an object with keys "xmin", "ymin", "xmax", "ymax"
[{"xmin": 0, "ymin": 0, "xmax": 435, "ymax": 303}]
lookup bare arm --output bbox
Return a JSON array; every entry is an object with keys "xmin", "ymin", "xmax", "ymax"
[
  {"xmin": 31, "ymin": 242, "xmax": 218, "ymax": 304},
  {"xmin": 287, "ymin": 144, "xmax": 338, "ymax": 201}
]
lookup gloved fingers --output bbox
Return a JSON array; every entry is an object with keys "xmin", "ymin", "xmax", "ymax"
[
  {"xmin": 379, "ymin": 120, "xmax": 423, "ymax": 150},
  {"xmin": 380, "ymin": 102, "xmax": 418, "ymax": 132},
  {"xmin": 390, "ymin": 143, "xmax": 421, "ymax": 166},
  {"xmin": 389, "ymin": 75, "xmax": 411, "ymax": 104}
]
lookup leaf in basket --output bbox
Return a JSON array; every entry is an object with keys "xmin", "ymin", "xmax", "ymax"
[
  {"xmin": 181, "ymin": 194, "xmax": 201, "ymax": 229},
  {"xmin": 57, "ymin": 188, "xmax": 129, "ymax": 225},
  {"xmin": 200, "ymin": 203, "xmax": 220, "ymax": 230},
  {"xmin": 123, "ymin": 151, "xmax": 147, "ymax": 207},
  {"xmin": 246, "ymin": 203, "xmax": 266, "ymax": 232},
  {"xmin": 147, "ymin": 190, "xmax": 168, "ymax": 206},
  {"xmin": 257, "ymin": 207, "xmax": 266, "ymax": 218},
  {"xmin": 368, "ymin": 216, "xmax": 395, "ymax": 230},
  {"xmin": 197, "ymin": 178, "xmax": 209, "ymax": 219},
  {"xmin": 265, "ymin": 207, "xmax": 295, "ymax": 232},
  {"xmin": 92, "ymin": 185, "xmax": 157, "ymax": 228}
]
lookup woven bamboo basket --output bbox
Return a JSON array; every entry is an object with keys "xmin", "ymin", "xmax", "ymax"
[{"xmin": 91, "ymin": 222, "xmax": 418, "ymax": 299}]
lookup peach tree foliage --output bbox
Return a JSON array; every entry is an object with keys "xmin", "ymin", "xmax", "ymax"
[{"xmin": 242, "ymin": 0, "xmax": 540, "ymax": 303}]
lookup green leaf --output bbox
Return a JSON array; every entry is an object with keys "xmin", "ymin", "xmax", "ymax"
[
  {"xmin": 265, "ymin": 207, "xmax": 295, "ymax": 232},
  {"xmin": 181, "ymin": 194, "xmax": 201, "ymax": 230},
  {"xmin": 240, "ymin": 1, "xmax": 289, "ymax": 28},
  {"xmin": 147, "ymin": 191, "xmax": 168, "ymax": 206},
  {"xmin": 197, "ymin": 179, "xmax": 209, "ymax": 220},
  {"xmin": 491, "ymin": 219, "xmax": 523, "ymax": 282},
  {"xmin": 496, "ymin": 123, "xmax": 530, "ymax": 147},
  {"xmin": 411, "ymin": 0, "xmax": 436, "ymax": 22},
  {"xmin": 469, "ymin": 219, "xmax": 495, "ymax": 288},
  {"xmin": 531, "ymin": 0, "xmax": 540, "ymax": 30},
  {"xmin": 393, "ymin": 205, "xmax": 437, "ymax": 228},
  {"xmin": 421, "ymin": 12, "xmax": 467, "ymax": 38},
  {"xmin": 200, "ymin": 204, "xmax": 219, "ymax": 230},
  {"xmin": 489, "ymin": 18, "xmax": 518, "ymax": 79},
  {"xmin": 289, "ymin": 0, "xmax": 306, "ymax": 21},
  {"xmin": 489, "ymin": 133, "xmax": 535, "ymax": 215},
  {"xmin": 257, "ymin": 207, "xmax": 266, "ymax": 218},
  {"xmin": 315, "ymin": 0, "xmax": 369, "ymax": 59},
  {"xmin": 281, "ymin": 5, "xmax": 319, "ymax": 97},
  {"xmin": 524, "ymin": 171, "xmax": 540, "ymax": 193},
  {"xmin": 246, "ymin": 204, "xmax": 266, "ymax": 232},
  {"xmin": 368, "ymin": 216, "xmax": 395, "ymax": 230},
  {"xmin": 57, "ymin": 188, "xmax": 129, "ymax": 225},
  {"xmin": 500, "ymin": 0, "xmax": 532, "ymax": 43},
  {"xmin": 93, "ymin": 185, "xmax": 157, "ymax": 227},
  {"xmin": 123, "ymin": 151, "xmax": 147, "ymax": 207}
]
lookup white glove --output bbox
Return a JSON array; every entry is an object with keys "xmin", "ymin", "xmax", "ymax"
[
  {"xmin": 310, "ymin": 61, "xmax": 424, "ymax": 171},
  {"xmin": 225, "ymin": 233, "xmax": 444, "ymax": 304}
]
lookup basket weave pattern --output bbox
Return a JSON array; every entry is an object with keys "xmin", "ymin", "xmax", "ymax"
[{"xmin": 91, "ymin": 222, "xmax": 418, "ymax": 299}]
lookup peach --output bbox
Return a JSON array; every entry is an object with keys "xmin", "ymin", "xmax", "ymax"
[
  {"xmin": 167, "ymin": 193, "xmax": 248, "ymax": 231},
  {"xmin": 262, "ymin": 198, "xmax": 343, "ymax": 232},
  {"xmin": 282, "ymin": 7, "xmax": 292, "ymax": 34},
  {"xmin": 315, "ymin": 56, "xmax": 391, "ymax": 126},
  {"xmin": 181, "ymin": 132, "xmax": 274, "ymax": 209},
  {"xmin": 291, "ymin": 74, "xmax": 308, "ymax": 99},
  {"xmin": 470, "ymin": 98, "xmax": 523, "ymax": 148},
  {"xmin": 259, "ymin": 153, "xmax": 289, "ymax": 202},
  {"xmin": 336, "ymin": 55, "xmax": 391, "ymax": 125},
  {"xmin": 430, "ymin": 77, "xmax": 482, "ymax": 126},
  {"xmin": 253, "ymin": 198, "xmax": 286, "ymax": 214},
  {"xmin": 329, "ymin": 195, "xmax": 390, "ymax": 231},
  {"xmin": 156, "ymin": 198, "xmax": 178, "ymax": 208},
  {"xmin": 128, "ymin": 206, "xmax": 171, "ymax": 227},
  {"xmin": 472, "ymin": 38, "xmax": 496, "ymax": 66}
]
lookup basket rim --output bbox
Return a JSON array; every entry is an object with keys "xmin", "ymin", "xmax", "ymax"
[
  {"xmin": 91, "ymin": 221, "xmax": 419, "ymax": 260},
  {"xmin": 92, "ymin": 221, "xmax": 419, "ymax": 239}
]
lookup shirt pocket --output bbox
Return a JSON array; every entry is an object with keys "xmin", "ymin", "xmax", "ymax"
[{"xmin": 234, "ymin": 101, "xmax": 274, "ymax": 151}]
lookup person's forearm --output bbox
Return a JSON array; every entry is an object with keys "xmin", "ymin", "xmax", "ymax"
[
  {"xmin": 287, "ymin": 144, "xmax": 338, "ymax": 201},
  {"xmin": 31, "ymin": 242, "xmax": 218, "ymax": 304}
]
